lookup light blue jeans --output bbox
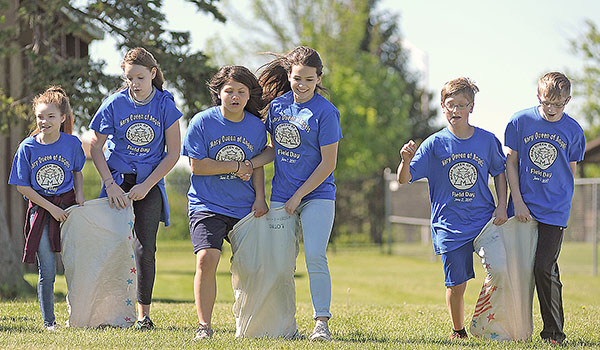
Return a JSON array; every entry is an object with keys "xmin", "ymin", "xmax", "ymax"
[
  {"xmin": 31, "ymin": 211, "xmax": 56, "ymax": 326},
  {"xmin": 272, "ymin": 199, "xmax": 335, "ymax": 319}
]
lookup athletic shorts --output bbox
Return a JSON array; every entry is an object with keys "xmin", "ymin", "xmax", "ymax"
[
  {"xmin": 441, "ymin": 241, "xmax": 475, "ymax": 287},
  {"xmin": 189, "ymin": 210, "xmax": 239, "ymax": 253}
]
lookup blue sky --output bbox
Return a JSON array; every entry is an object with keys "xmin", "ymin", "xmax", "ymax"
[{"xmin": 91, "ymin": 0, "xmax": 600, "ymax": 141}]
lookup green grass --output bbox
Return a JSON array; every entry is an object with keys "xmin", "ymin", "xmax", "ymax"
[{"xmin": 1, "ymin": 242, "xmax": 599, "ymax": 349}]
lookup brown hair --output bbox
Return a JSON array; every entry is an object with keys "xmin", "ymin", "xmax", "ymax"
[
  {"xmin": 207, "ymin": 66, "xmax": 266, "ymax": 118},
  {"xmin": 120, "ymin": 47, "xmax": 165, "ymax": 91},
  {"xmin": 31, "ymin": 86, "xmax": 73, "ymax": 135},
  {"xmin": 537, "ymin": 72, "xmax": 571, "ymax": 101},
  {"xmin": 258, "ymin": 46, "xmax": 326, "ymax": 105},
  {"xmin": 441, "ymin": 77, "xmax": 479, "ymax": 104}
]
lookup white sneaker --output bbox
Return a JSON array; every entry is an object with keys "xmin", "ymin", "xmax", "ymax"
[
  {"xmin": 44, "ymin": 322, "xmax": 60, "ymax": 331},
  {"xmin": 193, "ymin": 323, "xmax": 214, "ymax": 340},
  {"xmin": 309, "ymin": 321, "xmax": 331, "ymax": 342}
]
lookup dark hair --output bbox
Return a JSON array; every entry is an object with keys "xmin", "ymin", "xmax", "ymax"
[
  {"xmin": 258, "ymin": 46, "xmax": 326, "ymax": 105},
  {"xmin": 120, "ymin": 47, "xmax": 165, "ymax": 91},
  {"xmin": 207, "ymin": 65, "xmax": 266, "ymax": 118},
  {"xmin": 31, "ymin": 86, "xmax": 73, "ymax": 135}
]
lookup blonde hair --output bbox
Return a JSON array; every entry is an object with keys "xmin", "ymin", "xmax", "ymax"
[
  {"xmin": 538, "ymin": 72, "xmax": 570, "ymax": 101},
  {"xmin": 440, "ymin": 77, "xmax": 479, "ymax": 104},
  {"xmin": 31, "ymin": 86, "xmax": 73, "ymax": 135}
]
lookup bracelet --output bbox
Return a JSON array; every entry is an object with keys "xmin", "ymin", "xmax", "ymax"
[
  {"xmin": 236, "ymin": 161, "xmax": 240, "ymax": 173},
  {"xmin": 247, "ymin": 159, "xmax": 254, "ymax": 169}
]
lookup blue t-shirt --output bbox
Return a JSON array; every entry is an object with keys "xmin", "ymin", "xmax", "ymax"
[
  {"xmin": 504, "ymin": 106, "xmax": 585, "ymax": 227},
  {"xmin": 182, "ymin": 106, "xmax": 267, "ymax": 219},
  {"xmin": 9, "ymin": 133, "xmax": 86, "ymax": 196},
  {"xmin": 410, "ymin": 127, "xmax": 506, "ymax": 255},
  {"xmin": 266, "ymin": 91, "xmax": 343, "ymax": 203},
  {"xmin": 89, "ymin": 88, "xmax": 183, "ymax": 226}
]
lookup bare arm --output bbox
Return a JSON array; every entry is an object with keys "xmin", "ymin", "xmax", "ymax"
[
  {"xmin": 249, "ymin": 141, "xmax": 275, "ymax": 168},
  {"xmin": 251, "ymin": 165, "xmax": 268, "ymax": 217},
  {"xmin": 284, "ymin": 142, "xmax": 338, "ymax": 214},
  {"xmin": 128, "ymin": 120, "xmax": 182, "ymax": 201},
  {"xmin": 506, "ymin": 148, "xmax": 531, "ymax": 222},
  {"xmin": 16, "ymin": 186, "xmax": 68, "ymax": 222},
  {"xmin": 492, "ymin": 172, "xmax": 508, "ymax": 225},
  {"xmin": 396, "ymin": 140, "xmax": 416, "ymax": 184},
  {"xmin": 73, "ymin": 171, "xmax": 85, "ymax": 205},
  {"xmin": 570, "ymin": 161, "xmax": 577, "ymax": 177}
]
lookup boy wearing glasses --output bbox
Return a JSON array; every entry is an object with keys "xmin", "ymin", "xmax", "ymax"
[
  {"xmin": 397, "ymin": 77, "xmax": 508, "ymax": 340},
  {"xmin": 504, "ymin": 72, "xmax": 585, "ymax": 345}
]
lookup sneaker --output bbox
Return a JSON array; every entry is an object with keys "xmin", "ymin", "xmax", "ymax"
[
  {"xmin": 193, "ymin": 323, "xmax": 213, "ymax": 340},
  {"xmin": 309, "ymin": 321, "xmax": 331, "ymax": 342},
  {"xmin": 135, "ymin": 316, "xmax": 154, "ymax": 330},
  {"xmin": 450, "ymin": 328, "xmax": 468, "ymax": 340},
  {"xmin": 44, "ymin": 321, "xmax": 60, "ymax": 331}
]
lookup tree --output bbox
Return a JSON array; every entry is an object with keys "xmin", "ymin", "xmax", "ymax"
[
  {"xmin": 219, "ymin": 0, "xmax": 438, "ymax": 242},
  {"xmin": 0, "ymin": 0, "xmax": 223, "ymax": 297}
]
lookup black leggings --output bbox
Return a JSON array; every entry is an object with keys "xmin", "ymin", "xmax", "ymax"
[
  {"xmin": 120, "ymin": 174, "xmax": 163, "ymax": 305},
  {"xmin": 535, "ymin": 222, "xmax": 566, "ymax": 343}
]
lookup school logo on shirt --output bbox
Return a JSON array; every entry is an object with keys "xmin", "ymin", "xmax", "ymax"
[
  {"xmin": 448, "ymin": 161, "xmax": 477, "ymax": 190},
  {"xmin": 274, "ymin": 123, "xmax": 301, "ymax": 149},
  {"xmin": 529, "ymin": 141, "xmax": 557, "ymax": 170},
  {"xmin": 126, "ymin": 122, "xmax": 155, "ymax": 146},
  {"xmin": 216, "ymin": 144, "xmax": 245, "ymax": 162},
  {"xmin": 35, "ymin": 163, "xmax": 65, "ymax": 191}
]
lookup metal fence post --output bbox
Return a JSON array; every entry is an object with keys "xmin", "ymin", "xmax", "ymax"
[
  {"xmin": 384, "ymin": 168, "xmax": 392, "ymax": 255},
  {"xmin": 593, "ymin": 183, "xmax": 598, "ymax": 276}
]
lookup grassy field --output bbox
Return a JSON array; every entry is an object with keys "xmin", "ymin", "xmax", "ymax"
[{"xmin": 1, "ymin": 241, "xmax": 599, "ymax": 349}]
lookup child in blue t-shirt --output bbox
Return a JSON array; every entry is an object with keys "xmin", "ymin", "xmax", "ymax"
[
  {"xmin": 397, "ymin": 77, "xmax": 507, "ymax": 340},
  {"xmin": 9, "ymin": 86, "xmax": 85, "ymax": 330},
  {"xmin": 504, "ymin": 72, "xmax": 585, "ymax": 345},
  {"xmin": 89, "ymin": 47, "xmax": 182, "ymax": 329},
  {"xmin": 181, "ymin": 65, "xmax": 268, "ymax": 340},
  {"xmin": 250, "ymin": 46, "xmax": 342, "ymax": 342}
]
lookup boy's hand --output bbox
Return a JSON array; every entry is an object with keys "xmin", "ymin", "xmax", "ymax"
[
  {"xmin": 514, "ymin": 201, "xmax": 532, "ymax": 223},
  {"xmin": 400, "ymin": 140, "xmax": 417, "ymax": 162}
]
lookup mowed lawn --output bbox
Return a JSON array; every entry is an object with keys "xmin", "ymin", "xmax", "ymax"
[{"xmin": 1, "ymin": 241, "xmax": 599, "ymax": 349}]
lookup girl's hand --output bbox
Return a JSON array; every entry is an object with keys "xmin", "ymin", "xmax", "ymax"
[
  {"xmin": 128, "ymin": 183, "xmax": 151, "ymax": 201},
  {"xmin": 236, "ymin": 160, "xmax": 253, "ymax": 181},
  {"xmin": 76, "ymin": 192, "xmax": 85, "ymax": 206},
  {"xmin": 49, "ymin": 206, "xmax": 68, "ymax": 222},
  {"xmin": 514, "ymin": 201, "xmax": 532, "ymax": 223},
  {"xmin": 400, "ymin": 140, "xmax": 417, "ymax": 162},
  {"xmin": 284, "ymin": 194, "xmax": 302, "ymax": 215},
  {"xmin": 493, "ymin": 206, "xmax": 508, "ymax": 226},
  {"xmin": 252, "ymin": 198, "xmax": 269, "ymax": 217},
  {"xmin": 106, "ymin": 181, "xmax": 129, "ymax": 209}
]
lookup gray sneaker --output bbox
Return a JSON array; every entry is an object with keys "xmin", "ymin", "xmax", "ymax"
[
  {"xmin": 193, "ymin": 323, "xmax": 214, "ymax": 340},
  {"xmin": 309, "ymin": 322, "xmax": 331, "ymax": 342},
  {"xmin": 44, "ymin": 321, "xmax": 60, "ymax": 331}
]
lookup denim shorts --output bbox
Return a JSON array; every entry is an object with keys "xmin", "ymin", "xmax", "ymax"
[
  {"xmin": 189, "ymin": 210, "xmax": 239, "ymax": 253},
  {"xmin": 441, "ymin": 241, "xmax": 475, "ymax": 287}
]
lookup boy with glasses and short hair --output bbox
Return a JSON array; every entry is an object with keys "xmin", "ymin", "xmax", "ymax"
[
  {"xmin": 504, "ymin": 71, "xmax": 585, "ymax": 345},
  {"xmin": 397, "ymin": 77, "xmax": 508, "ymax": 340}
]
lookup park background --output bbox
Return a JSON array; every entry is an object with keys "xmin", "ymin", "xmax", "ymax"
[{"xmin": 1, "ymin": 0, "xmax": 599, "ymax": 348}]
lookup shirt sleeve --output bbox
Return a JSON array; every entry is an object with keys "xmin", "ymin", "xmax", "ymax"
[
  {"xmin": 504, "ymin": 116, "xmax": 518, "ymax": 151},
  {"xmin": 318, "ymin": 109, "xmax": 343, "ymax": 146},
  {"xmin": 73, "ymin": 138, "xmax": 86, "ymax": 172},
  {"xmin": 89, "ymin": 97, "xmax": 115, "ymax": 135},
  {"xmin": 8, "ymin": 143, "xmax": 32, "ymax": 186},
  {"xmin": 161, "ymin": 92, "xmax": 183, "ymax": 130},
  {"xmin": 409, "ymin": 140, "xmax": 431, "ymax": 182},
  {"xmin": 181, "ymin": 116, "xmax": 208, "ymax": 160},
  {"xmin": 489, "ymin": 135, "xmax": 506, "ymax": 177},
  {"xmin": 568, "ymin": 128, "xmax": 586, "ymax": 163}
]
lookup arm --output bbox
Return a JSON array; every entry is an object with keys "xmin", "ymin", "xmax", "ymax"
[
  {"xmin": 128, "ymin": 120, "xmax": 182, "ymax": 201},
  {"xmin": 570, "ymin": 161, "xmax": 577, "ymax": 177},
  {"xmin": 189, "ymin": 157, "xmax": 251, "ymax": 177},
  {"xmin": 396, "ymin": 140, "xmax": 416, "ymax": 184},
  {"xmin": 73, "ymin": 171, "xmax": 85, "ymax": 206},
  {"xmin": 284, "ymin": 142, "xmax": 338, "ymax": 215},
  {"xmin": 505, "ymin": 148, "xmax": 531, "ymax": 222},
  {"xmin": 251, "ymin": 165, "xmax": 268, "ymax": 217},
  {"xmin": 492, "ymin": 172, "xmax": 508, "ymax": 225},
  {"xmin": 16, "ymin": 186, "xmax": 68, "ymax": 222},
  {"xmin": 90, "ymin": 131, "xmax": 128, "ymax": 209}
]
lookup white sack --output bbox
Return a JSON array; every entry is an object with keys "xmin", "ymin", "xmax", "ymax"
[
  {"xmin": 470, "ymin": 217, "xmax": 538, "ymax": 341},
  {"xmin": 229, "ymin": 207, "xmax": 299, "ymax": 338},
  {"xmin": 60, "ymin": 197, "xmax": 137, "ymax": 328}
]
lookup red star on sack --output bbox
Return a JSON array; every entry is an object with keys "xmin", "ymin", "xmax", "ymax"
[
  {"xmin": 484, "ymin": 263, "xmax": 491, "ymax": 270},
  {"xmin": 491, "ymin": 286, "xmax": 498, "ymax": 292},
  {"xmin": 130, "ymin": 267, "xmax": 137, "ymax": 274},
  {"xmin": 487, "ymin": 313, "xmax": 496, "ymax": 322},
  {"xmin": 128, "ymin": 236, "xmax": 132, "ymax": 240},
  {"xmin": 125, "ymin": 317, "xmax": 132, "ymax": 322}
]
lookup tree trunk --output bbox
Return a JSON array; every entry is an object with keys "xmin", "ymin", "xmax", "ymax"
[{"xmin": 0, "ymin": 198, "xmax": 33, "ymax": 298}]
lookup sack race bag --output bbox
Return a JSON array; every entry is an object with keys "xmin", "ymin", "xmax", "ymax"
[
  {"xmin": 470, "ymin": 217, "xmax": 538, "ymax": 341},
  {"xmin": 229, "ymin": 207, "xmax": 299, "ymax": 338},
  {"xmin": 60, "ymin": 197, "xmax": 137, "ymax": 328}
]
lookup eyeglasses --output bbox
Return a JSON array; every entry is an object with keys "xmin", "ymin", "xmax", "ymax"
[
  {"xmin": 538, "ymin": 97, "xmax": 570, "ymax": 109},
  {"xmin": 444, "ymin": 102, "xmax": 472, "ymax": 111}
]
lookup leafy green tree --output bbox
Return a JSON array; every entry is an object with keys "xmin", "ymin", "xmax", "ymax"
[{"xmin": 220, "ymin": 0, "xmax": 438, "ymax": 242}]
